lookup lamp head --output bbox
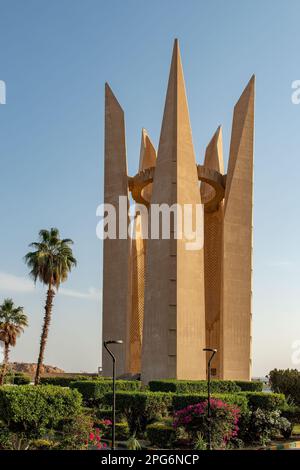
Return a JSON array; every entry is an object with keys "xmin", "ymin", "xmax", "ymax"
[
  {"xmin": 203, "ymin": 348, "xmax": 217, "ymax": 353},
  {"xmin": 104, "ymin": 340, "xmax": 123, "ymax": 345}
]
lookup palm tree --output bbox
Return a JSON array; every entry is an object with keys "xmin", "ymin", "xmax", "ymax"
[
  {"xmin": 0, "ymin": 298, "xmax": 28, "ymax": 385},
  {"xmin": 24, "ymin": 228, "xmax": 77, "ymax": 385}
]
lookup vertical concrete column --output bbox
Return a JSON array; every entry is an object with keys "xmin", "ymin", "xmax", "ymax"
[
  {"xmin": 141, "ymin": 40, "xmax": 206, "ymax": 383},
  {"xmin": 102, "ymin": 84, "xmax": 131, "ymax": 377},
  {"xmin": 221, "ymin": 76, "xmax": 255, "ymax": 380},
  {"xmin": 201, "ymin": 127, "xmax": 224, "ymax": 379}
]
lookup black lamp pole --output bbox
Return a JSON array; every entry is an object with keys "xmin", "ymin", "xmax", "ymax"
[
  {"xmin": 203, "ymin": 348, "xmax": 217, "ymax": 450},
  {"xmin": 103, "ymin": 340, "xmax": 123, "ymax": 450}
]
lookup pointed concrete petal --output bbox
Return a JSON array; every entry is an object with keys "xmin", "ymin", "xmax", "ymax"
[
  {"xmin": 201, "ymin": 126, "xmax": 224, "ymax": 377},
  {"xmin": 221, "ymin": 75, "xmax": 255, "ymax": 380},
  {"xmin": 204, "ymin": 125, "xmax": 224, "ymax": 173},
  {"xmin": 225, "ymin": 75, "xmax": 255, "ymax": 211},
  {"xmin": 102, "ymin": 83, "xmax": 131, "ymax": 377},
  {"xmin": 139, "ymin": 128, "xmax": 157, "ymax": 171},
  {"xmin": 138, "ymin": 128, "xmax": 156, "ymax": 203},
  {"xmin": 201, "ymin": 126, "xmax": 224, "ymax": 201},
  {"xmin": 104, "ymin": 83, "xmax": 128, "ymax": 188},
  {"xmin": 129, "ymin": 127, "xmax": 157, "ymax": 373},
  {"xmin": 142, "ymin": 39, "xmax": 206, "ymax": 383}
]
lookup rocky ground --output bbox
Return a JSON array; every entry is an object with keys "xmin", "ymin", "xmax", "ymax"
[{"xmin": 8, "ymin": 362, "xmax": 65, "ymax": 375}]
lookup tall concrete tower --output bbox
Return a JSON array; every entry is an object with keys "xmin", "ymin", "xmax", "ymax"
[
  {"xmin": 101, "ymin": 40, "xmax": 255, "ymax": 382},
  {"xmin": 141, "ymin": 40, "xmax": 207, "ymax": 383}
]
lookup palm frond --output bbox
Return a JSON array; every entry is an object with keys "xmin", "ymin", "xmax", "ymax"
[{"xmin": 24, "ymin": 228, "xmax": 77, "ymax": 288}]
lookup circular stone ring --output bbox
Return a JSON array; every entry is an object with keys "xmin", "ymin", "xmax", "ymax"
[{"xmin": 128, "ymin": 165, "xmax": 225, "ymax": 211}]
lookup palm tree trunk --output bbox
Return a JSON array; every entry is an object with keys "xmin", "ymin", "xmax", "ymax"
[
  {"xmin": 0, "ymin": 343, "xmax": 10, "ymax": 385},
  {"xmin": 34, "ymin": 283, "xmax": 55, "ymax": 385}
]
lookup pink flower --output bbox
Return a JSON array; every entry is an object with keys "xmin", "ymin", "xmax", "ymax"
[{"xmin": 89, "ymin": 433, "xmax": 95, "ymax": 441}]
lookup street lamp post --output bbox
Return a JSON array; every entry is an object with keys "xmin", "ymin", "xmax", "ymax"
[
  {"xmin": 103, "ymin": 339, "xmax": 123, "ymax": 450},
  {"xmin": 203, "ymin": 348, "xmax": 217, "ymax": 450}
]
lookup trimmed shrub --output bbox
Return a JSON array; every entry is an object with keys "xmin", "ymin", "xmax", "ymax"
[
  {"xmin": 40, "ymin": 375, "xmax": 92, "ymax": 387},
  {"xmin": 104, "ymin": 391, "xmax": 173, "ymax": 435},
  {"xmin": 280, "ymin": 403, "xmax": 300, "ymax": 425},
  {"xmin": 172, "ymin": 393, "xmax": 248, "ymax": 415},
  {"xmin": 13, "ymin": 374, "xmax": 31, "ymax": 385},
  {"xmin": 269, "ymin": 369, "xmax": 300, "ymax": 405},
  {"xmin": 234, "ymin": 381, "xmax": 263, "ymax": 392},
  {"xmin": 4, "ymin": 372, "xmax": 31, "ymax": 385},
  {"xmin": 0, "ymin": 385, "xmax": 82, "ymax": 435},
  {"xmin": 149, "ymin": 379, "xmax": 240, "ymax": 394},
  {"xmin": 104, "ymin": 422, "xmax": 130, "ymax": 441},
  {"xmin": 71, "ymin": 380, "xmax": 141, "ymax": 406},
  {"xmin": 147, "ymin": 422, "xmax": 176, "ymax": 448},
  {"xmin": 238, "ymin": 392, "xmax": 285, "ymax": 411},
  {"xmin": 96, "ymin": 409, "xmax": 112, "ymax": 420}
]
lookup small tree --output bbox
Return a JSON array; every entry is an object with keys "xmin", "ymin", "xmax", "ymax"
[
  {"xmin": 0, "ymin": 299, "xmax": 28, "ymax": 385},
  {"xmin": 269, "ymin": 369, "xmax": 300, "ymax": 405}
]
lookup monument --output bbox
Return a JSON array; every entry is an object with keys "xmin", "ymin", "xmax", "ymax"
[{"xmin": 102, "ymin": 39, "xmax": 254, "ymax": 382}]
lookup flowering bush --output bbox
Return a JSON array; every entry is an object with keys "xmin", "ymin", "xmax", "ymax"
[
  {"xmin": 242, "ymin": 408, "xmax": 291, "ymax": 446},
  {"xmin": 88, "ymin": 428, "xmax": 108, "ymax": 450},
  {"xmin": 173, "ymin": 399, "xmax": 240, "ymax": 449},
  {"xmin": 88, "ymin": 419, "xmax": 111, "ymax": 450}
]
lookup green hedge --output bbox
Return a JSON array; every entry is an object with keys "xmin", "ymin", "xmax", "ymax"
[
  {"xmin": 71, "ymin": 380, "xmax": 141, "ymax": 406},
  {"xmin": 172, "ymin": 393, "xmax": 249, "ymax": 414},
  {"xmin": 0, "ymin": 385, "xmax": 82, "ymax": 435},
  {"xmin": 148, "ymin": 379, "xmax": 264, "ymax": 393},
  {"xmin": 104, "ymin": 391, "xmax": 173, "ymax": 434},
  {"xmin": 4, "ymin": 372, "xmax": 31, "ymax": 385},
  {"xmin": 234, "ymin": 381, "xmax": 263, "ymax": 392},
  {"xmin": 96, "ymin": 409, "xmax": 112, "ymax": 420},
  {"xmin": 40, "ymin": 375, "xmax": 94, "ymax": 387},
  {"xmin": 149, "ymin": 379, "xmax": 240, "ymax": 394},
  {"xmin": 147, "ymin": 422, "xmax": 176, "ymax": 448},
  {"xmin": 238, "ymin": 392, "xmax": 285, "ymax": 410},
  {"xmin": 280, "ymin": 404, "xmax": 300, "ymax": 425},
  {"xmin": 104, "ymin": 422, "xmax": 130, "ymax": 441},
  {"xmin": 13, "ymin": 374, "xmax": 31, "ymax": 385}
]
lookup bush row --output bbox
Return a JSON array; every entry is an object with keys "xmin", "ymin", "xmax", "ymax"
[
  {"xmin": 149, "ymin": 379, "xmax": 263, "ymax": 393},
  {"xmin": 149, "ymin": 380, "xmax": 239, "ymax": 393},
  {"xmin": 4, "ymin": 372, "xmax": 31, "ymax": 385},
  {"xmin": 103, "ymin": 390, "xmax": 284, "ymax": 434},
  {"xmin": 40, "ymin": 375, "xmax": 99, "ymax": 387},
  {"xmin": 173, "ymin": 391, "xmax": 284, "ymax": 413},
  {"xmin": 70, "ymin": 380, "xmax": 141, "ymax": 405},
  {"xmin": 235, "ymin": 381, "xmax": 263, "ymax": 392},
  {"xmin": 172, "ymin": 392, "xmax": 249, "ymax": 414},
  {"xmin": 39, "ymin": 376, "xmax": 263, "ymax": 393},
  {"xmin": 238, "ymin": 391, "xmax": 285, "ymax": 411}
]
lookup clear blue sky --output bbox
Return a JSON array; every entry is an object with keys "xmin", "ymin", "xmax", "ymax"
[{"xmin": 0, "ymin": 0, "xmax": 300, "ymax": 376}]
